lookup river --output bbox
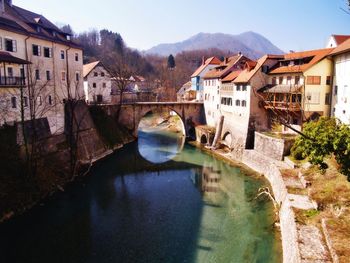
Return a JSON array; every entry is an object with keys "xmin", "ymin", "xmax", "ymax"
[{"xmin": 0, "ymin": 128, "xmax": 282, "ymax": 263}]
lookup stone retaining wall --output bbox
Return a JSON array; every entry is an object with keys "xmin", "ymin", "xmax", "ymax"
[{"xmin": 242, "ymin": 149, "xmax": 301, "ymax": 263}]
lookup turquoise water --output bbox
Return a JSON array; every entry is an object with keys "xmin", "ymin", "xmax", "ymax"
[{"xmin": 0, "ymin": 129, "xmax": 281, "ymax": 263}]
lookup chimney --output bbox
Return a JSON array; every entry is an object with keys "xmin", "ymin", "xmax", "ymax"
[
  {"xmin": 202, "ymin": 56, "xmax": 205, "ymax": 65},
  {"xmin": 238, "ymin": 51, "xmax": 242, "ymax": 56},
  {"xmin": 225, "ymin": 57, "xmax": 229, "ymax": 64}
]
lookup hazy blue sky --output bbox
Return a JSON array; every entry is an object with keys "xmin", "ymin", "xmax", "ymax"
[{"xmin": 15, "ymin": 0, "xmax": 350, "ymax": 52}]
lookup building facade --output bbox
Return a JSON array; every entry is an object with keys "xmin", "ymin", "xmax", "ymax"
[
  {"xmin": 0, "ymin": 0, "xmax": 83, "ymax": 134},
  {"xmin": 83, "ymin": 61, "xmax": 112, "ymax": 104},
  {"xmin": 191, "ymin": 57, "xmax": 221, "ymax": 101},
  {"xmin": 330, "ymin": 38, "xmax": 350, "ymax": 124}
]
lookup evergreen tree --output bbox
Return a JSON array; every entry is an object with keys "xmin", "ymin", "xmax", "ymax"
[{"xmin": 167, "ymin": 54, "xmax": 176, "ymax": 69}]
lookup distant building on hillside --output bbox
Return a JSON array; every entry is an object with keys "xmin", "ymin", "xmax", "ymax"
[
  {"xmin": 326, "ymin": 35, "xmax": 350, "ymax": 48},
  {"xmin": 190, "ymin": 57, "xmax": 221, "ymax": 101},
  {"xmin": 329, "ymin": 38, "xmax": 350, "ymax": 124},
  {"xmin": 83, "ymin": 61, "xmax": 112, "ymax": 104},
  {"xmin": 177, "ymin": 81, "xmax": 194, "ymax": 101}
]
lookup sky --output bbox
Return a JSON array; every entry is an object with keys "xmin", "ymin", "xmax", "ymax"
[{"xmin": 15, "ymin": 0, "xmax": 350, "ymax": 53}]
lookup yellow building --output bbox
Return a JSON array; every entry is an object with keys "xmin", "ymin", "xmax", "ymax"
[
  {"xmin": 0, "ymin": 0, "xmax": 83, "ymax": 134},
  {"xmin": 260, "ymin": 48, "xmax": 334, "ymax": 131}
]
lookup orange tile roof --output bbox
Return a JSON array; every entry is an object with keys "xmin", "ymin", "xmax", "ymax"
[
  {"xmin": 269, "ymin": 48, "xmax": 334, "ymax": 74},
  {"xmin": 330, "ymin": 38, "xmax": 350, "ymax": 56},
  {"xmin": 333, "ymin": 35, "xmax": 350, "ymax": 46},
  {"xmin": 191, "ymin": 57, "xmax": 221, "ymax": 77},
  {"xmin": 203, "ymin": 55, "xmax": 251, "ymax": 79},
  {"xmin": 222, "ymin": 70, "xmax": 242, "ymax": 82}
]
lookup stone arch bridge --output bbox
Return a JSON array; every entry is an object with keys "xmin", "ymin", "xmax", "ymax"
[{"xmin": 97, "ymin": 102, "xmax": 205, "ymax": 137}]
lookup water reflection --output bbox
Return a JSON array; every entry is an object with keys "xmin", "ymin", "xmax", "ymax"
[{"xmin": 138, "ymin": 130, "xmax": 185, "ymax": 164}]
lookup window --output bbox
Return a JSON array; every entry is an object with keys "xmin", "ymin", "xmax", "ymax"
[
  {"xmin": 235, "ymin": 100, "xmax": 240, "ymax": 106},
  {"xmin": 272, "ymin": 77, "xmax": 276, "ymax": 85},
  {"xmin": 46, "ymin": 70, "xmax": 51, "ymax": 81},
  {"xmin": 326, "ymin": 76, "xmax": 331, "ymax": 85},
  {"xmin": 242, "ymin": 85, "xmax": 247, "ymax": 91},
  {"xmin": 279, "ymin": 76, "xmax": 283, "ymax": 84},
  {"xmin": 48, "ymin": 95, "xmax": 52, "ymax": 105},
  {"xmin": 23, "ymin": 96, "xmax": 28, "ymax": 107},
  {"xmin": 0, "ymin": 37, "xmax": 2, "ymax": 50},
  {"xmin": 7, "ymin": 67, "xmax": 13, "ymax": 77},
  {"xmin": 295, "ymin": 76, "xmax": 300, "ymax": 85},
  {"xmin": 37, "ymin": 96, "xmax": 42, "ymax": 106},
  {"xmin": 35, "ymin": 69, "xmax": 40, "ymax": 80},
  {"xmin": 43, "ymin": 47, "xmax": 52, "ymax": 58},
  {"xmin": 287, "ymin": 76, "xmax": 291, "ymax": 85},
  {"xmin": 242, "ymin": 100, "xmax": 247, "ymax": 107},
  {"xmin": 236, "ymin": 85, "xmax": 241, "ymax": 91},
  {"xmin": 11, "ymin": 97, "xmax": 16, "ymax": 108},
  {"xmin": 76, "ymin": 72, "xmax": 79, "ymax": 82},
  {"xmin": 101, "ymin": 72, "xmax": 105, "ymax": 77},
  {"xmin": 94, "ymin": 72, "xmax": 98, "ymax": 77},
  {"xmin": 60, "ymin": 50, "xmax": 65, "ymax": 59},
  {"xmin": 75, "ymin": 53, "xmax": 79, "ymax": 61},
  {"xmin": 325, "ymin": 93, "xmax": 331, "ymax": 105},
  {"xmin": 334, "ymin": 85, "xmax": 338, "ymax": 96},
  {"xmin": 61, "ymin": 71, "xmax": 66, "ymax": 81},
  {"xmin": 32, "ymin": 44, "xmax": 41, "ymax": 56},
  {"xmin": 102, "ymin": 82, "xmax": 106, "ymax": 88},
  {"xmin": 5, "ymin": 38, "xmax": 17, "ymax": 52},
  {"xmin": 92, "ymin": 82, "xmax": 96, "ymax": 88},
  {"xmin": 306, "ymin": 76, "xmax": 321, "ymax": 85}
]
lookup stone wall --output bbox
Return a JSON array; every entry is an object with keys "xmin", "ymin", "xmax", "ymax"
[
  {"xmin": 242, "ymin": 150, "xmax": 301, "ymax": 263},
  {"xmin": 254, "ymin": 132, "xmax": 295, "ymax": 161}
]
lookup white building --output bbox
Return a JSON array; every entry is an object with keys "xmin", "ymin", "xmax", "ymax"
[
  {"xmin": 326, "ymin": 35, "xmax": 350, "ymax": 48},
  {"xmin": 202, "ymin": 54, "xmax": 252, "ymax": 127},
  {"xmin": 330, "ymin": 38, "xmax": 350, "ymax": 124},
  {"xmin": 83, "ymin": 61, "xmax": 112, "ymax": 104}
]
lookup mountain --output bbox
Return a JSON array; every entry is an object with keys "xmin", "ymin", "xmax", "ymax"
[{"xmin": 145, "ymin": 31, "xmax": 284, "ymax": 59}]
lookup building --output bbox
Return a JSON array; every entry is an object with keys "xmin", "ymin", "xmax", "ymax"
[
  {"xmin": 0, "ymin": 0, "xmax": 83, "ymax": 134},
  {"xmin": 191, "ymin": 57, "xmax": 221, "ymax": 101},
  {"xmin": 203, "ymin": 54, "xmax": 253, "ymax": 127},
  {"xmin": 83, "ymin": 61, "xmax": 112, "ymax": 104},
  {"xmin": 329, "ymin": 38, "xmax": 350, "ymax": 124},
  {"xmin": 326, "ymin": 35, "xmax": 350, "ymax": 48},
  {"xmin": 177, "ymin": 81, "xmax": 195, "ymax": 102},
  {"xmin": 214, "ymin": 55, "xmax": 282, "ymax": 154},
  {"xmin": 260, "ymin": 48, "xmax": 334, "ymax": 131}
]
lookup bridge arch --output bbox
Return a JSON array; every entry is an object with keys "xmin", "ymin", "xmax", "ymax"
[{"xmin": 222, "ymin": 131, "xmax": 232, "ymax": 148}]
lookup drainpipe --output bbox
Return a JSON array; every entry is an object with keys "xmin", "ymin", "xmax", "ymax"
[{"xmin": 65, "ymin": 46, "xmax": 71, "ymax": 99}]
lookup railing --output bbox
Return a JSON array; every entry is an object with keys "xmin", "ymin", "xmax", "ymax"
[
  {"xmin": 264, "ymin": 101, "xmax": 301, "ymax": 111},
  {"xmin": 0, "ymin": 77, "xmax": 26, "ymax": 86}
]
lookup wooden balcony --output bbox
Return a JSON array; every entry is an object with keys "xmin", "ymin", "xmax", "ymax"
[{"xmin": 263, "ymin": 101, "xmax": 301, "ymax": 111}]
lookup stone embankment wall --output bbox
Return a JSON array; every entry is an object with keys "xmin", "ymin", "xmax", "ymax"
[
  {"xmin": 242, "ymin": 149, "xmax": 301, "ymax": 263},
  {"xmin": 254, "ymin": 132, "xmax": 295, "ymax": 161}
]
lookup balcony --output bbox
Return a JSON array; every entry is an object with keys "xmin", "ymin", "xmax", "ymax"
[
  {"xmin": 0, "ymin": 76, "xmax": 26, "ymax": 87},
  {"xmin": 263, "ymin": 100, "xmax": 301, "ymax": 111}
]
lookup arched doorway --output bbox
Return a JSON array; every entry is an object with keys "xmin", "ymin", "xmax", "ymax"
[
  {"xmin": 222, "ymin": 132, "xmax": 232, "ymax": 148},
  {"xmin": 200, "ymin": 134, "xmax": 208, "ymax": 145}
]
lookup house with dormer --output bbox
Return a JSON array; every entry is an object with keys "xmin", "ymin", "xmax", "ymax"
[{"xmin": 203, "ymin": 54, "xmax": 253, "ymax": 127}]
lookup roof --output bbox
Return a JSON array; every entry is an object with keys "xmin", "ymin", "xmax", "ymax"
[
  {"xmin": 332, "ymin": 35, "xmax": 350, "ymax": 46},
  {"xmin": 269, "ymin": 48, "xmax": 334, "ymax": 74},
  {"xmin": 83, "ymin": 61, "xmax": 101, "ymax": 78},
  {"xmin": 203, "ymin": 55, "xmax": 251, "ymax": 79},
  {"xmin": 330, "ymin": 38, "xmax": 350, "ymax": 56},
  {"xmin": 0, "ymin": 51, "xmax": 31, "ymax": 64},
  {"xmin": 191, "ymin": 57, "xmax": 221, "ymax": 78},
  {"xmin": 0, "ymin": 2, "xmax": 81, "ymax": 49},
  {"xmin": 222, "ymin": 70, "xmax": 242, "ymax": 82},
  {"xmin": 234, "ymin": 54, "xmax": 283, "ymax": 83}
]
